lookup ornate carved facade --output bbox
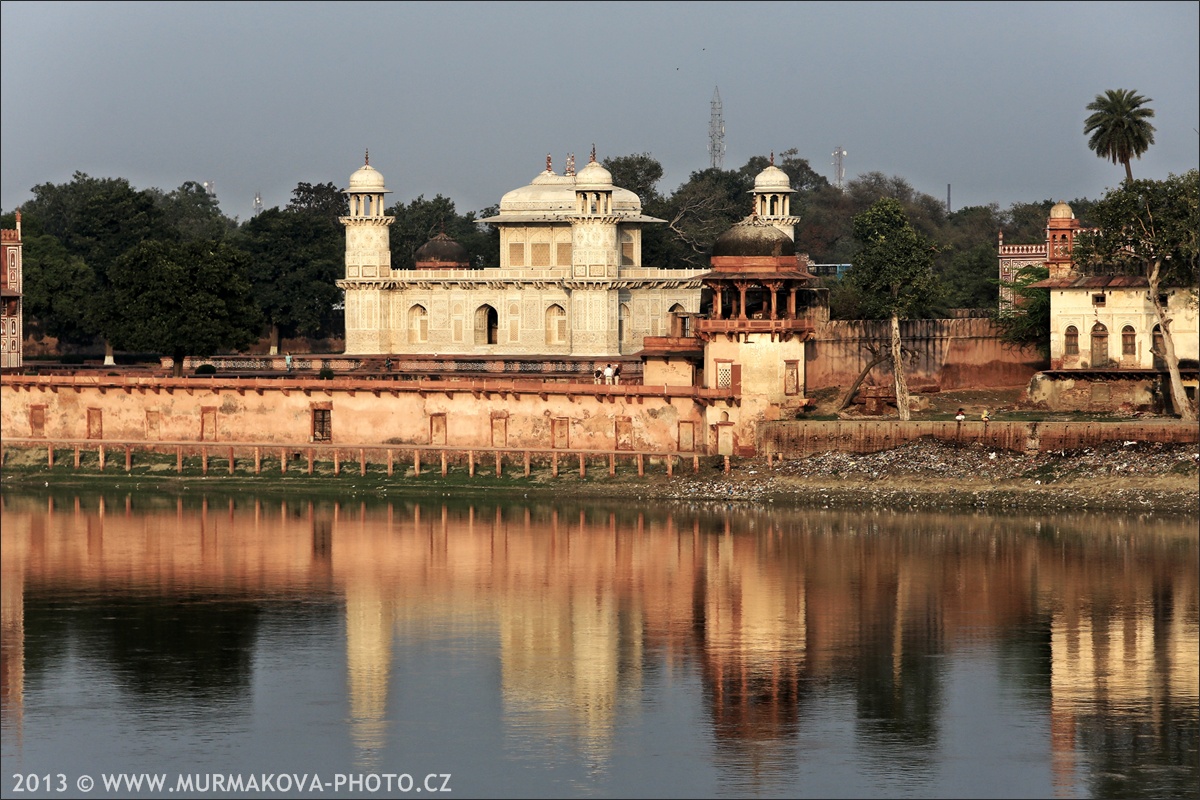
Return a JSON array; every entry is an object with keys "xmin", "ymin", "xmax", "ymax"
[{"xmin": 1, "ymin": 213, "xmax": 22, "ymax": 371}]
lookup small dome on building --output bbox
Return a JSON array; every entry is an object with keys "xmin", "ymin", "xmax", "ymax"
[
  {"xmin": 575, "ymin": 159, "xmax": 614, "ymax": 191},
  {"xmin": 1049, "ymin": 201, "xmax": 1074, "ymax": 220},
  {"xmin": 348, "ymin": 162, "xmax": 388, "ymax": 193},
  {"xmin": 753, "ymin": 164, "xmax": 793, "ymax": 193},
  {"xmin": 711, "ymin": 217, "xmax": 794, "ymax": 259},
  {"xmin": 413, "ymin": 232, "xmax": 469, "ymax": 266}
]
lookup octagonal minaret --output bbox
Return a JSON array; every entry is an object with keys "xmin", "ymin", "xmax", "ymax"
[
  {"xmin": 339, "ymin": 152, "xmax": 395, "ymax": 353},
  {"xmin": 341, "ymin": 152, "xmax": 394, "ymax": 280}
]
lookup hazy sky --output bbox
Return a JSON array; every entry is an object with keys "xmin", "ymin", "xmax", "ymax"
[{"xmin": 2, "ymin": 1, "xmax": 1197, "ymax": 220}]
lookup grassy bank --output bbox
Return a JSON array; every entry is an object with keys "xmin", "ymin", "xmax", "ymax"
[{"xmin": 3, "ymin": 440, "xmax": 1196, "ymax": 516}]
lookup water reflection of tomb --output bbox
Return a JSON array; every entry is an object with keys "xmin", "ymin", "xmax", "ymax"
[{"xmin": 1, "ymin": 493, "xmax": 1196, "ymax": 790}]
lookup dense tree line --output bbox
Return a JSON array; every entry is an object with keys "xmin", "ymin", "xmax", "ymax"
[{"xmin": 0, "ymin": 149, "xmax": 1115, "ymax": 364}]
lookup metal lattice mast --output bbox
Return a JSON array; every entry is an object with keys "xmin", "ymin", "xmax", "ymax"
[
  {"xmin": 708, "ymin": 87, "xmax": 725, "ymax": 170},
  {"xmin": 832, "ymin": 146, "xmax": 847, "ymax": 191}
]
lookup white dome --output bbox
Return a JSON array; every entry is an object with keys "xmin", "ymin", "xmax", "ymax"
[
  {"xmin": 347, "ymin": 163, "xmax": 388, "ymax": 193},
  {"xmin": 575, "ymin": 159, "xmax": 613, "ymax": 191},
  {"xmin": 500, "ymin": 170, "xmax": 576, "ymax": 213},
  {"xmin": 1049, "ymin": 201, "xmax": 1074, "ymax": 220},
  {"xmin": 612, "ymin": 186, "xmax": 642, "ymax": 214},
  {"xmin": 754, "ymin": 164, "xmax": 792, "ymax": 192},
  {"xmin": 489, "ymin": 157, "xmax": 647, "ymax": 219}
]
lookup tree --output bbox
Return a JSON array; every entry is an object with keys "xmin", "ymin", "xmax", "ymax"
[
  {"xmin": 941, "ymin": 243, "xmax": 1000, "ymax": 310},
  {"xmin": 992, "ymin": 264, "xmax": 1051, "ymax": 359},
  {"xmin": 1072, "ymin": 170, "xmax": 1199, "ymax": 421},
  {"xmin": 99, "ymin": 240, "xmax": 262, "ymax": 376},
  {"xmin": 15, "ymin": 231, "xmax": 96, "ymax": 347},
  {"xmin": 235, "ymin": 206, "xmax": 343, "ymax": 352},
  {"xmin": 387, "ymin": 194, "xmax": 493, "ymax": 270},
  {"xmin": 23, "ymin": 173, "xmax": 169, "ymax": 278},
  {"xmin": 151, "ymin": 181, "xmax": 236, "ymax": 242},
  {"xmin": 603, "ymin": 153, "xmax": 664, "ymax": 206},
  {"xmin": 286, "ymin": 182, "xmax": 347, "ymax": 223},
  {"xmin": 20, "ymin": 173, "xmax": 174, "ymax": 361},
  {"xmin": 655, "ymin": 167, "xmax": 751, "ymax": 268},
  {"xmin": 1084, "ymin": 89, "xmax": 1156, "ymax": 184},
  {"xmin": 844, "ymin": 199, "xmax": 943, "ymax": 420}
]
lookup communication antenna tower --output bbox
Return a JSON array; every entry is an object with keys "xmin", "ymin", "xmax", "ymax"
[
  {"xmin": 253, "ymin": 192, "xmax": 264, "ymax": 217},
  {"xmin": 708, "ymin": 87, "xmax": 726, "ymax": 170},
  {"xmin": 832, "ymin": 146, "xmax": 847, "ymax": 191}
]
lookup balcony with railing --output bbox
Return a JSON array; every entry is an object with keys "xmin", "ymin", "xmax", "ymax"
[{"xmin": 696, "ymin": 315, "xmax": 817, "ymax": 341}]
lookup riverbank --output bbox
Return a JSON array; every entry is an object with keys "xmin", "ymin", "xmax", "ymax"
[
  {"xmin": 613, "ymin": 439, "xmax": 1199, "ymax": 515},
  {"xmin": 3, "ymin": 439, "xmax": 1196, "ymax": 516}
]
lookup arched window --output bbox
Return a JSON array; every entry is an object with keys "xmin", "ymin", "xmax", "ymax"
[
  {"xmin": 1090, "ymin": 322, "xmax": 1109, "ymax": 368},
  {"xmin": 668, "ymin": 302, "xmax": 690, "ymax": 338},
  {"xmin": 475, "ymin": 305, "xmax": 498, "ymax": 345},
  {"xmin": 1121, "ymin": 325, "xmax": 1136, "ymax": 357},
  {"xmin": 1152, "ymin": 325, "xmax": 1166, "ymax": 370},
  {"xmin": 408, "ymin": 305, "xmax": 428, "ymax": 344},
  {"xmin": 619, "ymin": 303, "xmax": 630, "ymax": 345},
  {"xmin": 545, "ymin": 304, "xmax": 567, "ymax": 345},
  {"xmin": 1064, "ymin": 326, "xmax": 1079, "ymax": 356}
]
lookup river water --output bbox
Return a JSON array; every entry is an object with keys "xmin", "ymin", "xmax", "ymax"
[{"xmin": 1, "ymin": 489, "xmax": 1196, "ymax": 799}]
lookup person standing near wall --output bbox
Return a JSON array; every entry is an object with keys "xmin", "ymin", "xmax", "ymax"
[
  {"xmin": 285, "ymin": 351, "xmax": 293, "ymax": 372},
  {"xmin": 604, "ymin": 364, "xmax": 614, "ymax": 385}
]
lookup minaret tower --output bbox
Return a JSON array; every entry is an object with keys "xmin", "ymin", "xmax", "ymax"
[
  {"xmin": 570, "ymin": 146, "xmax": 622, "ymax": 354},
  {"xmin": 339, "ymin": 151, "xmax": 395, "ymax": 354},
  {"xmin": 751, "ymin": 153, "xmax": 800, "ymax": 241},
  {"xmin": 1045, "ymin": 201, "xmax": 1082, "ymax": 280}
]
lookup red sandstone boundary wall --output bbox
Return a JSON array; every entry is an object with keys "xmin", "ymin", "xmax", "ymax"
[
  {"xmin": 807, "ymin": 318, "xmax": 1044, "ymax": 390},
  {"xmin": 0, "ymin": 374, "xmax": 729, "ymax": 454},
  {"xmin": 759, "ymin": 419, "xmax": 1199, "ymax": 457}
]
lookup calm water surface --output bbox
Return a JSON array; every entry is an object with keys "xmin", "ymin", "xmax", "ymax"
[{"xmin": 1, "ymin": 489, "xmax": 1196, "ymax": 799}]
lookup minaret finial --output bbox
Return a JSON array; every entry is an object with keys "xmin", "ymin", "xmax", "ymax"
[
  {"xmin": 590, "ymin": 144, "xmax": 596, "ymax": 163},
  {"xmin": 364, "ymin": 149, "xmax": 369, "ymax": 166},
  {"xmin": 769, "ymin": 151, "xmax": 775, "ymax": 166},
  {"xmin": 546, "ymin": 153, "xmax": 552, "ymax": 172},
  {"xmin": 565, "ymin": 153, "xmax": 576, "ymax": 176}
]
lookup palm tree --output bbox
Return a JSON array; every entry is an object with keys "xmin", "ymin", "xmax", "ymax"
[{"xmin": 1084, "ymin": 89, "xmax": 1156, "ymax": 184}]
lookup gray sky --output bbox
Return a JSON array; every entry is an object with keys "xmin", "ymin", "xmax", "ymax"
[{"xmin": 2, "ymin": 1, "xmax": 1197, "ymax": 220}]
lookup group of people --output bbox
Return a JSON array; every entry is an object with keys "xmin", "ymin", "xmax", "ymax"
[
  {"xmin": 955, "ymin": 408, "xmax": 990, "ymax": 422},
  {"xmin": 594, "ymin": 363, "xmax": 621, "ymax": 385}
]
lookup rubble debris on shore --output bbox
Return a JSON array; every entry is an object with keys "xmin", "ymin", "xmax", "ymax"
[{"xmin": 629, "ymin": 439, "xmax": 1199, "ymax": 515}]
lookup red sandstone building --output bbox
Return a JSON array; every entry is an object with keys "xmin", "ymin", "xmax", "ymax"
[{"xmin": 1, "ymin": 213, "xmax": 21, "ymax": 371}]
